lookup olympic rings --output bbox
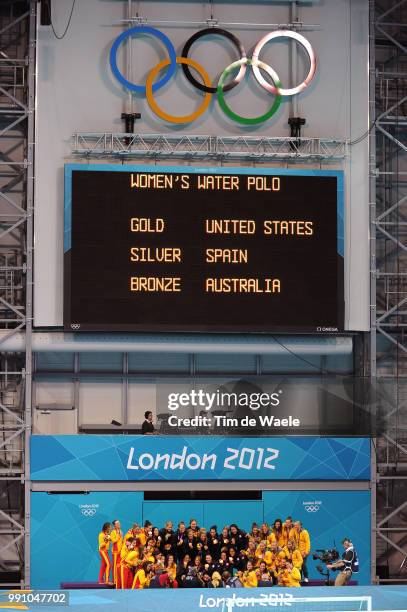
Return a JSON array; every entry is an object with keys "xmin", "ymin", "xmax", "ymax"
[
  {"xmin": 110, "ymin": 26, "xmax": 177, "ymax": 94},
  {"xmin": 181, "ymin": 28, "xmax": 247, "ymax": 94},
  {"xmin": 109, "ymin": 26, "xmax": 318, "ymax": 124},
  {"xmin": 304, "ymin": 505, "xmax": 320, "ymax": 513},
  {"xmin": 217, "ymin": 58, "xmax": 282, "ymax": 126},
  {"xmin": 146, "ymin": 57, "xmax": 212, "ymax": 124},
  {"xmin": 81, "ymin": 508, "xmax": 97, "ymax": 517},
  {"xmin": 252, "ymin": 30, "xmax": 317, "ymax": 96}
]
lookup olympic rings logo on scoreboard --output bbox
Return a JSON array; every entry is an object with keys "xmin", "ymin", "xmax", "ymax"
[{"xmin": 109, "ymin": 26, "xmax": 317, "ymax": 125}]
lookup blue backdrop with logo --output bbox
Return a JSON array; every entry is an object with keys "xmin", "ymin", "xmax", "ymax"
[
  {"xmin": 30, "ymin": 490, "xmax": 370, "ymax": 589},
  {"xmin": 30, "ymin": 436, "xmax": 370, "ymax": 481}
]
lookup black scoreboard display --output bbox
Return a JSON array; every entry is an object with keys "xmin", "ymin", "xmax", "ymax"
[{"xmin": 63, "ymin": 165, "xmax": 344, "ymax": 332}]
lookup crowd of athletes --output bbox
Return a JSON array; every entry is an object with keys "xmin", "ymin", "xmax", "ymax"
[{"xmin": 98, "ymin": 517, "xmax": 311, "ymax": 589}]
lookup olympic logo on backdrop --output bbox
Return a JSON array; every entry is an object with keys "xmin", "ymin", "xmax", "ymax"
[
  {"xmin": 303, "ymin": 500, "xmax": 322, "ymax": 513},
  {"xmin": 109, "ymin": 26, "xmax": 317, "ymax": 126},
  {"xmin": 79, "ymin": 504, "xmax": 99, "ymax": 517},
  {"xmin": 81, "ymin": 509, "xmax": 97, "ymax": 516}
]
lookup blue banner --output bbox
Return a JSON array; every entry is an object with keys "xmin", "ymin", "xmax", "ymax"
[
  {"xmin": 30, "ymin": 436, "xmax": 370, "ymax": 481},
  {"xmin": 2, "ymin": 587, "xmax": 407, "ymax": 612}
]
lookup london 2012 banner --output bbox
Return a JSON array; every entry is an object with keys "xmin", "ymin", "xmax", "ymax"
[{"xmin": 30, "ymin": 436, "xmax": 370, "ymax": 482}]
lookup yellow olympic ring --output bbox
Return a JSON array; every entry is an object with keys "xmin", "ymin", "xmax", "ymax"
[{"xmin": 146, "ymin": 56, "xmax": 212, "ymax": 124}]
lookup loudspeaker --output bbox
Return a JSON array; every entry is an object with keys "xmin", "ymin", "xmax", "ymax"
[{"xmin": 40, "ymin": 0, "xmax": 51, "ymax": 26}]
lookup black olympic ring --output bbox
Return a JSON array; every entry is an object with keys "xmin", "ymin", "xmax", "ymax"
[{"xmin": 181, "ymin": 28, "xmax": 247, "ymax": 94}]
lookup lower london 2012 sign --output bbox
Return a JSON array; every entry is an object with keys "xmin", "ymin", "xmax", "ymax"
[{"xmin": 63, "ymin": 164, "xmax": 344, "ymax": 332}]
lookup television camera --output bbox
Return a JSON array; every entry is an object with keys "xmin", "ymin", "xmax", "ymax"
[{"xmin": 312, "ymin": 547, "xmax": 340, "ymax": 585}]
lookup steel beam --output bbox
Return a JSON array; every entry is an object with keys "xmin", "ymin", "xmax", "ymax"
[
  {"xmin": 0, "ymin": 0, "xmax": 34, "ymax": 588},
  {"xmin": 372, "ymin": 0, "xmax": 407, "ymax": 583},
  {"xmin": 71, "ymin": 133, "xmax": 348, "ymax": 163}
]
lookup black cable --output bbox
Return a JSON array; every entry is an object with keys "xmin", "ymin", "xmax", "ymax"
[
  {"xmin": 45, "ymin": 0, "xmax": 76, "ymax": 40},
  {"xmin": 209, "ymin": 0, "xmax": 214, "ymax": 21},
  {"xmin": 349, "ymin": 116, "xmax": 378, "ymax": 146},
  {"xmin": 270, "ymin": 335, "xmax": 337, "ymax": 375}
]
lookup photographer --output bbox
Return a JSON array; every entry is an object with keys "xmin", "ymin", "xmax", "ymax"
[{"xmin": 326, "ymin": 538, "xmax": 359, "ymax": 586}]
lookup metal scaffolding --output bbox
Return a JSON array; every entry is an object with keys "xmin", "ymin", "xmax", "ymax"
[
  {"xmin": 71, "ymin": 132, "xmax": 348, "ymax": 163},
  {"xmin": 371, "ymin": 0, "xmax": 407, "ymax": 584},
  {"xmin": 0, "ymin": 0, "xmax": 34, "ymax": 588}
]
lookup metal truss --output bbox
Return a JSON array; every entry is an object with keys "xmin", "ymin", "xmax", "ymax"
[
  {"xmin": 370, "ymin": 0, "xmax": 407, "ymax": 584},
  {"xmin": 71, "ymin": 132, "xmax": 348, "ymax": 163},
  {"xmin": 0, "ymin": 0, "xmax": 34, "ymax": 588}
]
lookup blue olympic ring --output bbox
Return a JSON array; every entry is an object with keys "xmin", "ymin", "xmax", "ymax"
[{"xmin": 109, "ymin": 26, "xmax": 177, "ymax": 94}]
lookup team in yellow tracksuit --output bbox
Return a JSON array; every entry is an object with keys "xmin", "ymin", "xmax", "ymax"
[
  {"xmin": 282, "ymin": 518, "xmax": 294, "ymax": 547},
  {"xmin": 255, "ymin": 542, "xmax": 274, "ymax": 570},
  {"xmin": 132, "ymin": 563, "xmax": 153, "ymax": 589},
  {"xmin": 121, "ymin": 544, "xmax": 140, "ymax": 589},
  {"xmin": 98, "ymin": 523, "xmax": 112, "ymax": 584},
  {"xmin": 110, "ymin": 520, "xmax": 123, "ymax": 586},
  {"xmin": 271, "ymin": 521, "xmax": 287, "ymax": 548},
  {"xmin": 241, "ymin": 562, "xmax": 258, "ymax": 587},
  {"xmin": 267, "ymin": 544, "xmax": 283, "ymax": 578},
  {"xmin": 124, "ymin": 524, "xmax": 143, "ymax": 547},
  {"xmin": 279, "ymin": 542, "xmax": 303, "ymax": 570},
  {"xmin": 277, "ymin": 562, "xmax": 302, "ymax": 587},
  {"xmin": 116, "ymin": 538, "xmax": 133, "ymax": 589},
  {"xmin": 165, "ymin": 559, "xmax": 177, "ymax": 580},
  {"xmin": 289, "ymin": 524, "xmax": 310, "ymax": 554},
  {"xmin": 243, "ymin": 540, "xmax": 258, "ymax": 564},
  {"xmin": 138, "ymin": 529, "xmax": 147, "ymax": 547},
  {"xmin": 290, "ymin": 522, "xmax": 311, "ymax": 581}
]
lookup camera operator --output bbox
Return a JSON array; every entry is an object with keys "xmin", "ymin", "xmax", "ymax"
[{"xmin": 326, "ymin": 538, "xmax": 359, "ymax": 586}]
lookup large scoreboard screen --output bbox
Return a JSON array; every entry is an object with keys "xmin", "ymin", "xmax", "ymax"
[{"xmin": 64, "ymin": 165, "xmax": 344, "ymax": 332}]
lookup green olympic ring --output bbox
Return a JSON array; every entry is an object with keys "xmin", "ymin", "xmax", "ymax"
[{"xmin": 217, "ymin": 58, "xmax": 282, "ymax": 126}]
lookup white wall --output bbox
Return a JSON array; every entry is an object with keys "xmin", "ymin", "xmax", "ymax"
[{"xmin": 34, "ymin": 0, "xmax": 370, "ymax": 330}]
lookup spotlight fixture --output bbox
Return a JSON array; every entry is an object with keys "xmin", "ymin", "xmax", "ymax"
[{"xmin": 288, "ymin": 116, "xmax": 306, "ymax": 151}]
